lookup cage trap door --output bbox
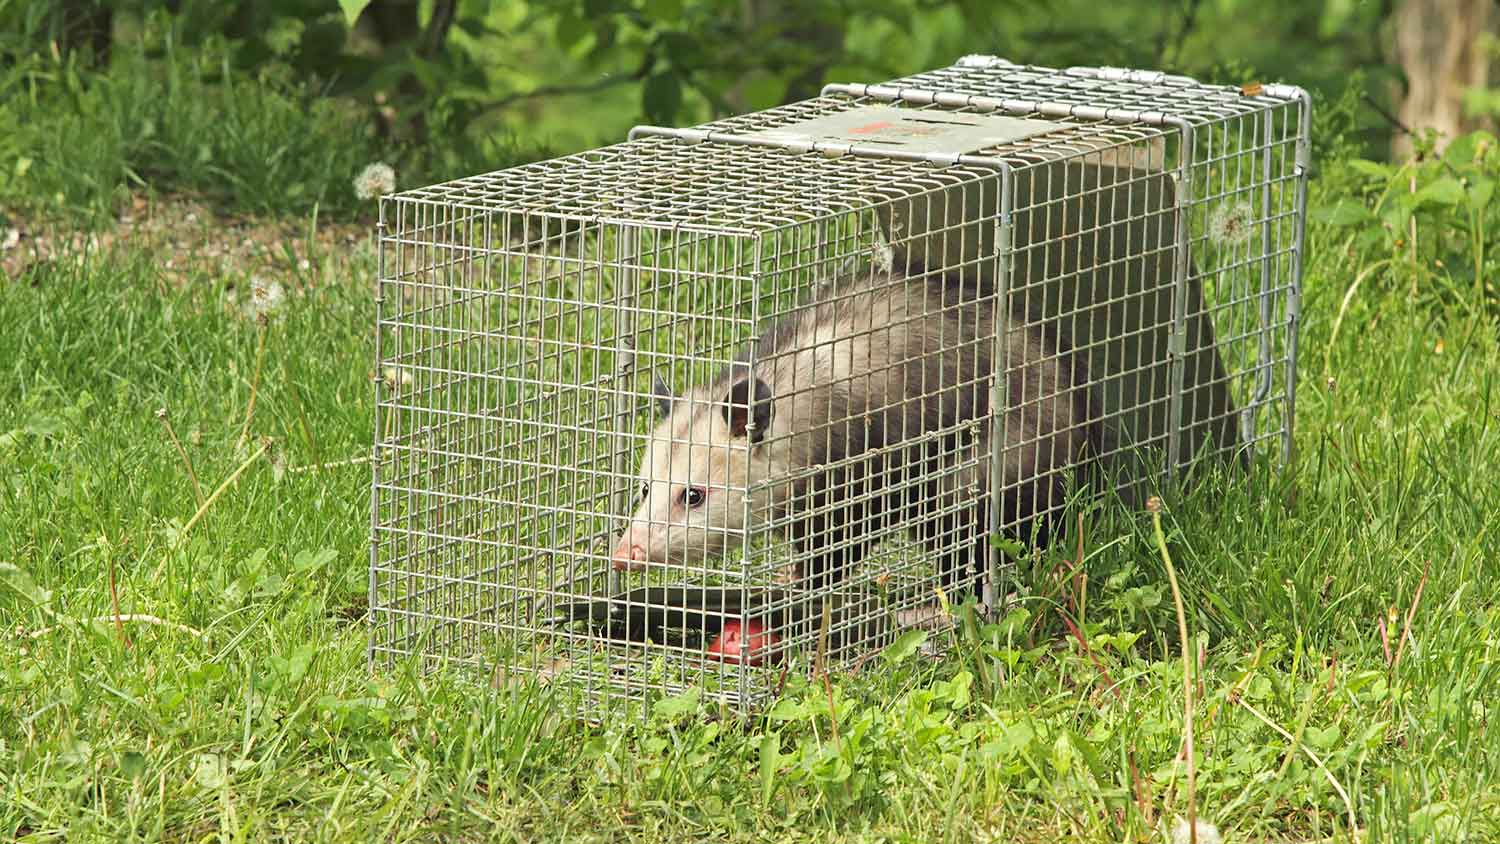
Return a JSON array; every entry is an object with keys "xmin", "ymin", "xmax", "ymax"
[{"xmin": 878, "ymin": 155, "xmax": 1242, "ymax": 498}]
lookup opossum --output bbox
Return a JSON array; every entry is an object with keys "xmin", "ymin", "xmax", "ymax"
[{"xmin": 610, "ymin": 268, "xmax": 1104, "ymax": 596}]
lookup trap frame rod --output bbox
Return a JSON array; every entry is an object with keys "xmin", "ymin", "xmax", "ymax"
[
  {"xmin": 738, "ymin": 230, "xmax": 765, "ymax": 707},
  {"xmin": 1244, "ymin": 105, "xmax": 1277, "ymax": 449},
  {"xmin": 1283, "ymin": 87, "xmax": 1313, "ymax": 468},
  {"xmin": 985, "ymin": 168, "xmax": 1016, "ymax": 613},
  {"xmin": 820, "ymin": 78, "xmax": 1312, "ymax": 122},
  {"xmin": 957, "ymin": 52, "xmax": 1202, "ymax": 90},
  {"xmin": 1162, "ymin": 118, "xmax": 1196, "ymax": 477},
  {"xmin": 368, "ymin": 197, "xmax": 390, "ymax": 674},
  {"xmin": 608, "ymin": 223, "xmax": 646, "ymax": 719}
]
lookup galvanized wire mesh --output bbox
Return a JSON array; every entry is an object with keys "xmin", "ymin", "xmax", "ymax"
[{"xmin": 370, "ymin": 55, "xmax": 1309, "ymax": 718}]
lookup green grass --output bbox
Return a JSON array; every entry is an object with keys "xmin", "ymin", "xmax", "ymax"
[
  {"xmin": 1, "ymin": 49, "xmax": 370, "ymax": 223},
  {"xmin": 5, "ymin": 61, "xmax": 1500, "ymax": 842},
  {"xmin": 0, "ymin": 26, "xmax": 531, "ymax": 226}
]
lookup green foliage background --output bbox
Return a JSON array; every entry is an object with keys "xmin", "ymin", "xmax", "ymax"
[{"xmin": 0, "ymin": 0, "xmax": 1421, "ymax": 221}]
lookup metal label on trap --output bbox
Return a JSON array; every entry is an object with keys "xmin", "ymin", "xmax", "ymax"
[{"xmin": 743, "ymin": 104, "xmax": 1058, "ymax": 155}]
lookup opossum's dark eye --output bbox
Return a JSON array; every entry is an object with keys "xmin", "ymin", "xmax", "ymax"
[
  {"xmin": 639, "ymin": 483, "xmax": 650, "ymax": 502},
  {"xmin": 681, "ymin": 487, "xmax": 706, "ymax": 508}
]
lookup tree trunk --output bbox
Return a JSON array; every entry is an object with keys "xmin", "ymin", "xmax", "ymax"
[
  {"xmin": 358, "ymin": 0, "xmax": 458, "ymax": 143},
  {"xmin": 1391, "ymin": 0, "xmax": 1499, "ymax": 158}
]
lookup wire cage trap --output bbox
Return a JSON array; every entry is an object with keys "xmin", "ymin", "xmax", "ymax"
[{"xmin": 369, "ymin": 55, "xmax": 1310, "ymax": 718}]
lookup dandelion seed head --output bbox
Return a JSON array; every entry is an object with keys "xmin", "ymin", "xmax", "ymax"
[
  {"xmin": 1170, "ymin": 818, "xmax": 1223, "ymax": 844},
  {"xmin": 355, "ymin": 162, "xmax": 397, "ymax": 200},
  {"xmin": 382, "ymin": 366, "xmax": 413, "ymax": 390},
  {"xmin": 1208, "ymin": 201, "xmax": 1254, "ymax": 246},
  {"xmin": 247, "ymin": 278, "xmax": 286, "ymax": 320}
]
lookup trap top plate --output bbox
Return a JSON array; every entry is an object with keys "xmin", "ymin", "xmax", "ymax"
[{"xmin": 741, "ymin": 104, "xmax": 1060, "ymax": 156}]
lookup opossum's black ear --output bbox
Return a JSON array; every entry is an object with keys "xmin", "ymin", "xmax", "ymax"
[
  {"xmin": 651, "ymin": 375, "xmax": 675, "ymax": 418},
  {"xmin": 723, "ymin": 377, "xmax": 772, "ymax": 442}
]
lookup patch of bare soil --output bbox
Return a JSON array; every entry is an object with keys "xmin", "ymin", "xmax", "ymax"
[{"xmin": 1, "ymin": 194, "xmax": 376, "ymax": 285}]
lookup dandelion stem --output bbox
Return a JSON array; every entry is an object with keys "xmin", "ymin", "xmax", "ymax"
[
  {"xmin": 29, "ymin": 614, "xmax": 202, "ymax": 640},
  {"xmin": 106, "ymin": 538, "xmax": 130, "ymax": 649},
  {"xmin": 1325, "ymin": 257, "xmax": 1395, "ymax": 379},
  {"xmin": 286, "ymin": 452, "xmax": 372, "ymax": 474},
  {"xmin": 156, "ymin": 408, "xmax": 204, "ymax": 507},
  {"xmin": 180, "ymin": 440, "xmax": 269, "ymax": 541},
  {"xmin": 1235, "ymin": 696, "xmax": 1359, "ymax": 842},
  {"xmin": 1149, "ymin": 498, "xmax": 1197, "ymax": 844},
  {"xmin": 235, "ymin": 318, "xmax": 269, "ymax": 453}
]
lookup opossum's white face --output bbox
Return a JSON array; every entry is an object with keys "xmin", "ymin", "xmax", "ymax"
[{"xmin": 612, "ymin": 377, "xmax": 780, "ymax": 571}]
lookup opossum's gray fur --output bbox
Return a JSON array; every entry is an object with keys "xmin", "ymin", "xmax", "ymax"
[{"xmin": 644, "ymin": 267, "xmax": 1104, "ymax": 594}]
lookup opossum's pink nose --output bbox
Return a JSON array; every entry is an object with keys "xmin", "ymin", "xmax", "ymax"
[{"xmin": 611, "ymin": 543, "xmax": 648, "ymax": 572}]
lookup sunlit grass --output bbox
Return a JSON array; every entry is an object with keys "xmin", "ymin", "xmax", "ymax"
[{"xmin": 4, "ymin": 55, "xmax": 1500, "ymax": 842}]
